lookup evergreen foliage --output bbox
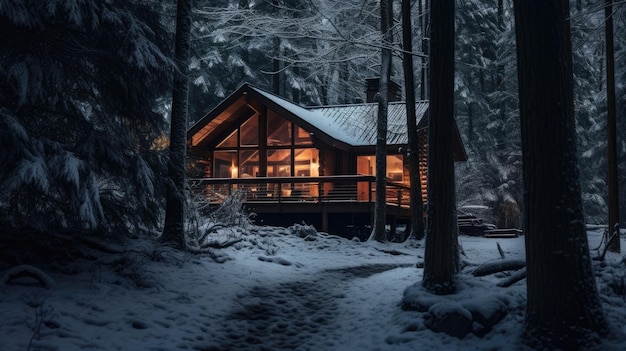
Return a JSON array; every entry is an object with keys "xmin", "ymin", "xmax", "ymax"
[
  {"xmin": 454, "ymin": 0, "xmax": 522, "ymax": 228},
  {"xmin": 190, "ymin": 0, "xmax": 385, "ymax": 120},
  {"xmin": 0, "ymin": 0, "xmax": 173, "ymax": 234},
  {"xmin": 0, "ymin": 0, "xmax": 622, "ymax": 239},
  {"xmin": 454, "ymin": 0, "xmax": 625, "ymax": 227}
]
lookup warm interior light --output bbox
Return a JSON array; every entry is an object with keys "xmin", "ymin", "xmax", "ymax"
[{"xmin": 310, "ymin": 159, "xmax": 319, "ymax": 177}]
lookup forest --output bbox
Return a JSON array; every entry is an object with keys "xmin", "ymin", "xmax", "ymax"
[
  {"xmin": 0, "ymin": 0, "xmax": 625, "ymax": 350},
  {"xmin": 1, "ymin": 0, "xmax": 624, "ymax": 236}
]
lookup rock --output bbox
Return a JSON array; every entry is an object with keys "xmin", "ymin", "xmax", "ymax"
[
  {"xmin": 462, "ymin": 295, "xmax": 509, "ymax": 337},
  {"xmin": 288, "ymin": 224, "xmax": 317, "ymax": 238},
  {"xmin": 402, "ymin": 283, "xmax": 442, "ymax": 312},
  {"xmin": 424, "ymin": 302, "xmax": 473, "ymax": 339},
  {"xmin": 402, "ymin": 294, "xmax": 440, "ymax": 312}
]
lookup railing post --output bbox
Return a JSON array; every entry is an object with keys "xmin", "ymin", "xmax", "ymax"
[{"xmin": 318, "ymin": 180, "xmax": 323, "ymax": 202}]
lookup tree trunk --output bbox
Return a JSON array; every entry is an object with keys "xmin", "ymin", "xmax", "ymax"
[
  {"xmin": 495, "ymin": 0, "xmax": 506, "ymax": 151},
  {"xmin": 272, "ymin": 0, "xmax": 281, "ymax": 95},
  {"xmin": 605, "ymin": 0, "xmax": 620, "ymax": 253},
  {"xmin": 369, "ymin": 0, "xmax": 393, "ymax": 242},
  {"xmin": 422, "ymin": 0, "xmax": 459, "ymax": 294},
  {"xmin": 402, "ymin": 0, "xmax": 425, "ymax": 240},
  {"xmin": 162, "ymin": 0, "xmax": 193, "ymax": 250},
  {"xmin": 420, "ymin": 0, "xmax": 429, "ymax": 100},
  {"xmin": 513, "ymin": 0, "xmax": 610, "ymax": 348}
]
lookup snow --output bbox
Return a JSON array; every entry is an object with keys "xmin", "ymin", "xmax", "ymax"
[{"xmin": 1, "ymin": 227, "xmax": 625, "ymax": 351}]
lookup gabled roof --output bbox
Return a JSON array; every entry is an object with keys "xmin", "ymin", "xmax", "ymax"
[
  {"xmin": 251, "ymin": 86, "xmax": 429, "ymax": 146},
  {"xmin": 188, "ymin": 83, "xmax": 467, "ymax": 160}
]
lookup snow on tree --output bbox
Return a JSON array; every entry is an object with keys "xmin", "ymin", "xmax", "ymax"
[
  {"xmin": 454, "ymin": 0, "xmax": 522, "ymax": 229},
  {"xmin": 0, "ymin": 0, "xmax": 172, "ymax": 234},
  {"xmin": 190, "ymin": 0, "xmax": 385, "ymax": 115},
  {"xmin": 162, "ymin": 0, "xmax": 193, "ymax": 250}
]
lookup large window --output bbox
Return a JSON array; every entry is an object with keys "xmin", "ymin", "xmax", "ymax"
[
  {"xmin": 214, "ymin": 151, "xmax": 238, "ymax": 178},
  {"xmin": 295, "ymin": 126, "xmax": 313, "ymax": 145},
  {"xmin": 295, "ymin": 148, "xmax": 319, "ymax": 177},
  {"xmin": 267, "ymin": 111, "xmax": 291, "ymax": 146},
  {"xmin": 239, "ymin": 150, "xmax": 259, "ymax": 178},
  {"xmin": 217, "ymin": 130, "xmax": 237, "ymax": 148},
  {"xmin": 213, "ymin": 111, "xmax": 318, "ymax": 179},
  {"xmin": 267, "ymin": 149, "xmax": 291, "ymax": 177},
  {"xmin": 357, "ymin": 154, "xmax": 404, "ymax": 182},
  {"xmin": 240, "ymin": 115, "xmax": 258, "ymax": 146}
]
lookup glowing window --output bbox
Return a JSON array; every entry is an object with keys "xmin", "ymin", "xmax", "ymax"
[
  {"xmin": 214, "ymin": 151, "xmax": 238, "ymax": 178},
  {"xmin": 240, "ymin": 115, "xmax": 258, "ymax": 146},
  {"xmin": 267, "ymin": 111, "xmax": 292, "ymax": 146}
]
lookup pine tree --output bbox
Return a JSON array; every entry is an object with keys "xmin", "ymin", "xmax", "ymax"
[
  {"xmin": 162, "ymin": 0, "xmax": 193, "ymax": 250},
  {"xmin": 0, "ymin": 0, "xmax": 171, "ymax": 234},
  {"xmin": 422, "ymin": 0, "xmax": 459, "ymax": 294},
  {"xmin": 454, "ymin": 0, "xmax": 522, "ymax": 228},
  {"xmin": 190, "ymin": 0, "xmax": 383, "ymax": 111},
  {"xmin": 571, "ymin": 2, "xmax": 611, "ymax": 225},
  {"xmin": 401, "ymin": 0, "xmax": 425, "ymax": 240},
  {"xmin": 604, "ymin": 0, "xmax": 620, "ymax": 253},
  {"xmin": 369, "ymin": 0, "xmax": 393, "ymax": 242},
  {"xmin": 513, "ymin": 0, "xmax": 610, "ymax": 348}
]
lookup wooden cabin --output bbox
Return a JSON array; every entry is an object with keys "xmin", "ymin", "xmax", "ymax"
[{"xmin": 187, "ymin": 80, "xmax": 467, "ymax": 239}]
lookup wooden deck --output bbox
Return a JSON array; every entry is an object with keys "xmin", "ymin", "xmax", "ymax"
[{"xmin": 189, "ymin": 175, "xmax": 412, "ymax": 237}]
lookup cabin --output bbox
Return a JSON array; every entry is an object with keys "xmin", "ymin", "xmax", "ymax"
[{"xmin": 187, "ymin": 79, "xmax": 467, "ymax": 239}]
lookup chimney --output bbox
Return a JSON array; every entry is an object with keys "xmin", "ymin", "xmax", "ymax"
[{"xmin": 365, "ymin": 77, "xmax": 402, "ymax": 103}]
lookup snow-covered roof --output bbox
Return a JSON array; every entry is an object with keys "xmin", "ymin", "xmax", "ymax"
[
  {"xmin": 250, "ymin": 86, "xmax": 428, "ymax": 146},
  {"xmin": 187, "ymin": 83, "xmax": 437, "ymax": 152}
]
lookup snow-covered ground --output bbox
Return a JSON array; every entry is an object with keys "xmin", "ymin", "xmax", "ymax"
[{"xmin": 1, "ymin": 225, "xmax": 625, "ymax": 351}]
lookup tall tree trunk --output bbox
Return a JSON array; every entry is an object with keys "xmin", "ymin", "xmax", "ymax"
[
  {"xmin": 420, "ymin": 0, "xmax": 429, "ymax": 100},
  {"xmin": 162, "ymin": 0, "xmax": 193, "ymax": 249},
  {"xmin": 272, "ymin": 0, "xmax": 281, "ymax": 95},
  {"xmin": 369, "ymin": 0, "xmax": 393, "ymax": 242},
  {"xmin": 496, "ymin": 0, "xmax": 506, "ymax": 150},
  {"xmin": 467, "ymin": 102, "xmax": 474, "ymax": 146},
  {"xmin": 513, "ymin": 0, "xmax": 610, "ymax": 348},
  {"xmin": 605, "ymin": 0, "xmax": 620, "ymax": 253},
  {"xmin": 422, "ymin": 0, "xmax": 459, "ymax": 294},
  {"xmin": 402, "ymin": 0, "xmax": 425, "ymax": 240}
]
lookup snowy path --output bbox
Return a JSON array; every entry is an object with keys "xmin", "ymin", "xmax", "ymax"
[{"xmin": 203, "ymin": 263, "xmax": 412, "ymax": 351}]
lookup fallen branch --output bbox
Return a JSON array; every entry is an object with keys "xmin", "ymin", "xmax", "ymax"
[
  {"xmin": 496, "ymin": 267, "xmax": 527, "ymax": 287},
  {"xmin": 376, "ymin": 248, "xmax": 412, "ymax": 256},
  {"xmin": 497, "ymin": 242, "xmax": 506, "ymax": 259},
  {"xmin": 472, "ymin": 259, "xmax": 526, "ymax": 277},
  {"xmin": 1, "ymin": 265, "xmax": 56, "ymax": 289},
  {"xmin": 594, "ymin": 228, "xmax": 620, "ymax": 262},
  {"xmin": 200, "ymin": 237, "xmax": 244, "ymax": 249}
]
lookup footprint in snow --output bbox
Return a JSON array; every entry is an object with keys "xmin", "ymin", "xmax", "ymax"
[{"xmin": 200, "ymin": 263, "xmax": 410, "ymax": 351}]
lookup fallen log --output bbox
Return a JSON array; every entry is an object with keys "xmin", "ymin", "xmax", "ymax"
[
  {"xmin": 472, "ymin": 258, "xmax": 526, "ymax": 277},
  {"xmin": 496, "ymin": 267, "xmax": 527, "ymax": 287},
  {"xmin": 483, "ymin": 229, "xmax": 523, "ymax": 238}
]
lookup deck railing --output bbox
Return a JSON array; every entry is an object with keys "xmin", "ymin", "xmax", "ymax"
[{"xmin": 189, "ymin": 175, "xmax": 410, "ymax": 207}]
